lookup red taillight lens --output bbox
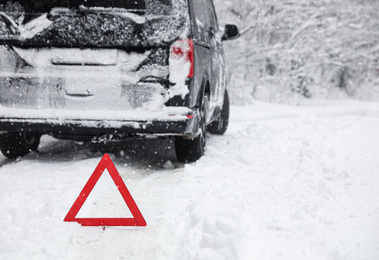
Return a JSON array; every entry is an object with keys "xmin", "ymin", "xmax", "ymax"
[{"xmin": 170, "ymin": 39, "xmax": 194, "ymax": 78}]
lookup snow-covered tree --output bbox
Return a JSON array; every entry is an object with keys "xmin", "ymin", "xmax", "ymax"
[{"xmin": 215, "ymin": 0, "xmax": 379, "ymax": 103}]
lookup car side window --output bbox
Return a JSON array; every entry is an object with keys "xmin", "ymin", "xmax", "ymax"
[
  {"xmin": 191, "ymin": 0, "xmax": 211, "ymax": 43},
  {"xmin": 207, "ymin": 0, "xmax": 219, "ymax": 34}
]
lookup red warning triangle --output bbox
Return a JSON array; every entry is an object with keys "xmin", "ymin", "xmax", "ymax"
[{"xmin": 64, "ymin": 153, "xmax": 146, "ymax": 226}]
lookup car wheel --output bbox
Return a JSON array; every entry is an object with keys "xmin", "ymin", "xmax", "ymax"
[
  {"xmin": 0, "ymin": 132, "xmax": 41, "ymax": 159},
  {"xmin": 175, "ymin": 92, "xmax": 208, "ymax": 163},
  {"xmin": 207, "ymin": 89, "xmax": 229, "ymax": 135}
]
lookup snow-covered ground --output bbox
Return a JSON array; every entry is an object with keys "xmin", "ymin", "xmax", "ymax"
[{"xmin": 1, "ymin": 100, "xmax": 379, "ymax": 260}]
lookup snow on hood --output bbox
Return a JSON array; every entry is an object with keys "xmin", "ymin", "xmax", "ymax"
[{"xmin": 0, "ymin": 0, "xmax": 190, "ymax": 47}]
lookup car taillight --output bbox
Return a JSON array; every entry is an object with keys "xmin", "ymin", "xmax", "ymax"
[{"xmin": 170, "ymin": 39, "xmax": 194, "ymax": 78}]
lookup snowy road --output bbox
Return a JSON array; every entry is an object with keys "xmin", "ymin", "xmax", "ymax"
[{"xmin": 1, "ymin": 100, "xmax": 379, "ymax": 260}]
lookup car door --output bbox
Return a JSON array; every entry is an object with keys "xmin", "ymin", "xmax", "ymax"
[
  {"xmin": 206, "ymin": 0, "xmax": 226, "ymax": 111},
  {"xmin": 191, "ymin": 0, "xmax": 225, "ymax": 120}
]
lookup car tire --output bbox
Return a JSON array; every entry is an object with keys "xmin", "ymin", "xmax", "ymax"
[
  {"xmin": 207, "ymin": 89, "xmax": 229, "ymax": 135},
  {"xmin": 175, "ymin": 92, "xmax": 208, "ymax": 163},
  {"xmin": 0, "ymin": 132, "xmax": 41, "ymax": 159}
]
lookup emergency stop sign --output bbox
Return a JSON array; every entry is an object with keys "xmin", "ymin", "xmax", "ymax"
[{"xmin": 64, "ymin": 154, "xmax": 146, "ymax": 226}]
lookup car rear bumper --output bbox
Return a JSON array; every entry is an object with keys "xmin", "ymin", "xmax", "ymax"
[{"xmin": 0, "ymin": 106, "xmax": 199, "ymax": 137}]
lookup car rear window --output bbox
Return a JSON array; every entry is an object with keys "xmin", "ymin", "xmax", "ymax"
[
  {"xmin": 0, "ymin": 0, "xmax": 189, "ymax": 47},
  {"xmin": 0, "ymin": 0, "xmax": 179, "ymax": 16},
  {"xmin": 8, "ymin": 0, "xmax": 146, "ymax": 13}
]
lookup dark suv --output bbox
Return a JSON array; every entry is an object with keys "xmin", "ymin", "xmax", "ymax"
[{"xmin": 0, "ymin": 0, "xmax": 239, "ymax": 162}]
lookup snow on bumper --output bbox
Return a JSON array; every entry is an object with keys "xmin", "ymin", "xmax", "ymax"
[{"xmin": 0, "ymin": 106, "xmax": 198, "ymax": 136}]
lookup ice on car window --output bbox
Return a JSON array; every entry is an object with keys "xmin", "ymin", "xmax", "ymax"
[
  {"xmin": 0, "ymin": 0, "xmax": 190, "ymax": 47},
  {"xmin": 0, "ymin": 0, "xmax": 146, "ymax": 12}
]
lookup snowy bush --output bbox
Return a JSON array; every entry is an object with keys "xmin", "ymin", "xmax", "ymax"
[{"xmin": 215, "ymin": 0, "xmax": 379, "ymax": 104}]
